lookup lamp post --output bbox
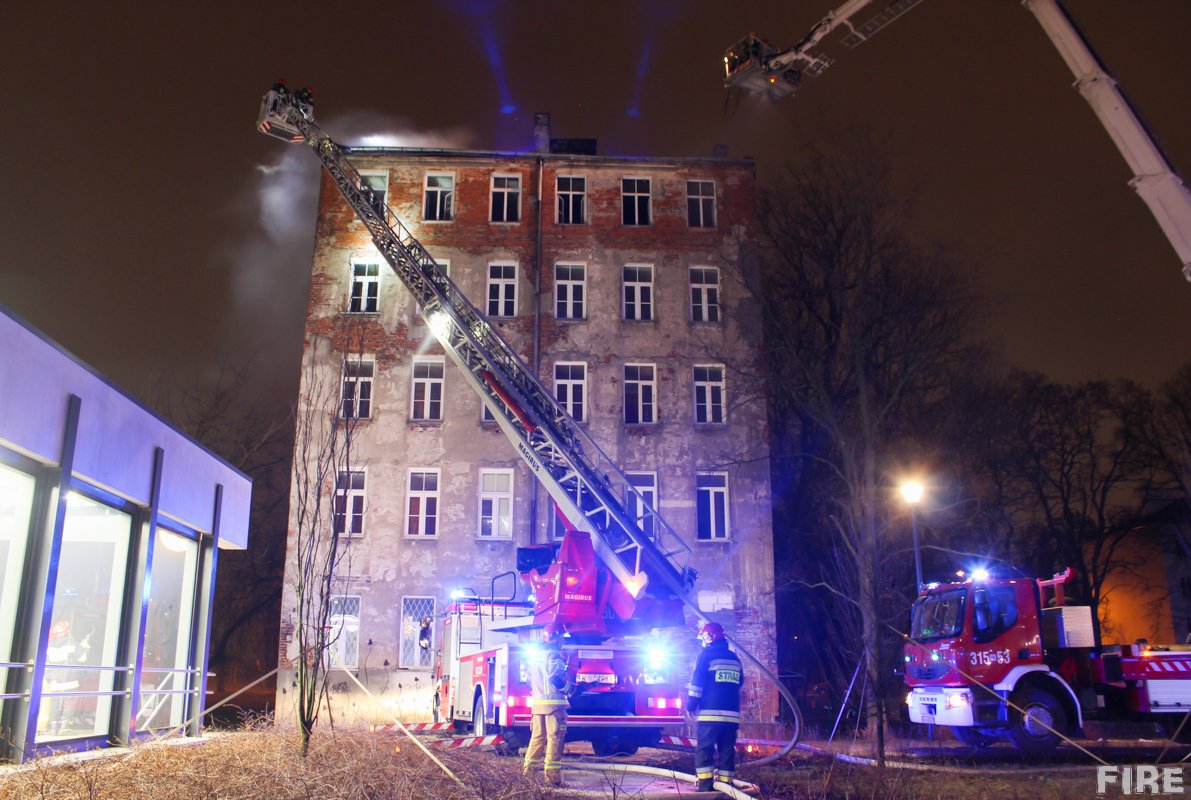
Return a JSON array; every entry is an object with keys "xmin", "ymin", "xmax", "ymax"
[{"xmin": 901, "ymin": 482, "xmax": 924, "ymax": 592}]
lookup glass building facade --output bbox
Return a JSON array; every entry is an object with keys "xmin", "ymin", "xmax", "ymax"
[{"xmin": 0, "ymin": 304, "xmax": 251, "ymax": 762}]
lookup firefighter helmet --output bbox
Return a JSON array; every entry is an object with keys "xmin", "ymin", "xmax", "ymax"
[
  {"xmin": 50, "ymin": 620, "xmax": 70, "ymax": 640},
  {"xmin": 543, "ymin": 622, "xmax": 565, "ymax": 640},
  {"xmin": 699, "ymin": 622, "xmax": 725, "ymax": 646}
]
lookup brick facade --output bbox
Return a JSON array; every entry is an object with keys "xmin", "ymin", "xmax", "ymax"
[{"xmin": 278, "ymin": 139, "xmax": 779, "ymax": 727}]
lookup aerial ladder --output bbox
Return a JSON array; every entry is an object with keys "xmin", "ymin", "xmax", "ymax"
[
  {"xmin": 257, "ymin": 87, "xmax": 803, "ymax": 750},
  {"xmin": 723, "ymin": 0, "xmax": 1191, "ymax": 283}
]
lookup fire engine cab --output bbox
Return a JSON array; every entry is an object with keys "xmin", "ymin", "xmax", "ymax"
[{"xmin": 905, "ymin": 569, "xmax": 1191, "ymax": 754}]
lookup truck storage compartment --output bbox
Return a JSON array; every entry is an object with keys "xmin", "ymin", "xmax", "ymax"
[{"xmin": 1040, "ymin": 606, "xmax": 1095, "ymax": 648}]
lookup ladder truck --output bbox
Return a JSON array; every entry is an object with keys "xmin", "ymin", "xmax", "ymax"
[
  {"xmin": 905, "ymin": 569, "xmax": 1191, "ymax": 755},
  {"xmin": 256, "ymin": 89, "xmax": 801, "ymax": 754},
  {"xmin": 722, "ymin": 0, "xmax": 1191, "ymax": 283}
]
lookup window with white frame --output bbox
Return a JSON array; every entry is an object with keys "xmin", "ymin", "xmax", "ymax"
[
  {"xmin": 622, "ymin": 177, "xmax": 651, "ymax": 225},
  {"xmin": 414, "ymin": 258, "xmax": 449, "ymax": 318},
  {"xmin": 334, "ymin": 470, "xmax": 366, "ymax": 536},
  {"xmin": 478, "ymin": 469, "xmax": 514, "ymax": 538},
  {"xmin": 622, "ymin": 265, "xmax": 653, "ymax": 321},
  {"xmin": 329, "ymin": 595, "xmax": 360, "ymax": 669},
  {"xmin": 696, "ymin": 473, "xmax": 729, "ymax": 540},
  {"xmin": 555, "ymin": 264, "xmax": 586, "ymax": 320},
  {"xmin": 342, "ymin": 359, "xmax": 374, "ymax": 419},
  {"xmin": 623, "ymin": 364, "xmax": 656, "ymax": 425},
  {"xmin": 361, "ymin": 172, "xmax": 388, "ymax": 216},
  {"xmin": 411, "ymin": 359, "xmax": 444, "ymax": 421},
  {"xmin": 686, "ymin": 180, "xmax": 715, "ymax": 228},
  {"xmin": 487, "ymin": 263, "xmax": 517, "ymax": 317},
  {"xmin": 349, "ymin": 260, "xmax": 381, "ymax": 314},
  {"xmin": 557, "ymin": 176, "xmax": 586, "ymax": 224},
  {"xmin": 400, "ymin": 596, "xmax": 436, "ymax": 669},
  {"xmin": 689, "ymin": 267, "xmax": 720, "ymax": 323},
  {"xmin": 423, "ymin": 173, "xmax": 454, "ymax": 221},
  {"xmin": 406, "ymin": 470, "xmax": 440, "ymax": 536},
  {"xmin": 625, "ymin": 472, "xmax": 657, "ymax": 539},
  {"xmin": 554, "ymin": 362, "xmax": 587, "ymax": 422},
  {"xmin": 693, "ymin": 366, "xmax": 726, "ymax": 425},
  {"xmin": 491, "ymin": 174, "xmax": 521, "ymax": 223}
]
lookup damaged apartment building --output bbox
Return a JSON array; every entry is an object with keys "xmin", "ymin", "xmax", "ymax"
[{"xmin": 277, "ymin": 115, "xmax": 778, "ymax": 725}]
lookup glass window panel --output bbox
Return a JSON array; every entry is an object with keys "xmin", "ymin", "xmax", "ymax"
[
  {"xmin": 39, "ymin": 494, "xmax": 131, "ymax": 742},
  {"xmin": 136, "ymin": 528, "xmax": 199, "ymax": 730},
  {"xmin": 0, "ymin": 464, "xmax": 35, "ymax": 705}
]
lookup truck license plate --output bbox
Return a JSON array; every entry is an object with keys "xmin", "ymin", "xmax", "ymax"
[
  {"xmin": 577, "ymin": 674, "xmax": 616, "ymax": 683},
  {"xmin": 921, "ymin": 714, "xmax": 935, "ymax": 724}
]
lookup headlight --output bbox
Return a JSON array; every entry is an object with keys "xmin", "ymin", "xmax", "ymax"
[
  {"xmin": 643, "ymin": 646, "xmax": 669, "ymax": 684},
  {"xmin": 946, "ymin": 691, "xmax": 972, "ymax": 709},
  {"xmin": 906, "ymin": 693, "xmax": 913, "ymax": 707},
  {"xmin": 645, "ymin": 647, "xmax": 667, "ymax": 671}
]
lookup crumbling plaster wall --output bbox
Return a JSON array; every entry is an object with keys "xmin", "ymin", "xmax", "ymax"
[{"xmin": 278, "ymin": 152, "xmax": 779, "ymax": 725}]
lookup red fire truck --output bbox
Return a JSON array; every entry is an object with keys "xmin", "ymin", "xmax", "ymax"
[
  {"xmin": 905, "ymin": 569, "xmax": 1191, "ymax": 754},
  {"xmin": 432, "ymin": 591, "xmax": 686, "ymax": 755}
]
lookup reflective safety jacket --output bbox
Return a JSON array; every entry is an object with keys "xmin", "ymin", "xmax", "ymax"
[
  {"xmin": 687, "ymin": 638, "xmax": 743, "ymax": 724},
  {"xmin": 530, "ymin": 640, "xmax": 572, "ymax": 714}
]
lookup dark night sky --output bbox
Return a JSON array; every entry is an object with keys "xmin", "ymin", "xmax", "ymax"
[{"xmin": 3, "ymin": 1, "xmax": 1189, "ymax": 408}]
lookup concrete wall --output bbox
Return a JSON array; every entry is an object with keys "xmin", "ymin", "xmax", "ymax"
[{"xmin": 277, "ymin": 150, "xmax": 778, "ymax": 726}]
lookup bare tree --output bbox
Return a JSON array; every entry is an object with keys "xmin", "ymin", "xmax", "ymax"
[
  {"xmin": 286, "ymin": 324, "xmax": 364, "ymax": 757},
  {"xmin": 735, "ymin": 143, "xmax": 987, "ymax": 763},
  {"xmin": 999, "ymin": 373, "xmax": 1154, "ymax": 642}
]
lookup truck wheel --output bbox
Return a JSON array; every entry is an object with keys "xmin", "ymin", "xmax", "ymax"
[
  {"xmin": 473, "ymin": 695, "xmax": 489, "ymax": 736},
  {"xmin": 951, "ymin": 725, "xmax": 999, "ymax": 748},
  {"xmin": 1008, "ymin": 689, "xmax": 1065, "ymax": 756}
]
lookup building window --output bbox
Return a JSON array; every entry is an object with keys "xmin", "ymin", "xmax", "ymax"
[
  {"xmin": 342, "ymin": 359, "xmax": 374, "ymax": 419},
  {"xmin": 689, "ymin": 267, "xmax": 720, "ymax": 323},
  {"xmin": 555, "ymin": 264, "xmax": 586, "ymax": 320},
  {"xmin": 623, "ymin": 265, "xmax": 654, "ymax": 321},
  {"xmin": 478, "ymin": 469, "xmax": 514, "ymax": 538},
  {"xmin": 491, "ymin": 175, "xmax": 521, "ymax": 223},
  {"xmin": 334, "ymin": 470, "xmax": 366, "ymax": 536},
  {"xmin": 401, "ymin": 596, "xmax": 436, "ymax": 669},
  {"xmin": 687, "ymin": 180, "xmax": 715, "ymax": 228},
  {"xmin": 557, "ymin": 176, "xmax": 586, "ymax": 224},
  {"xmin": 554, "ymin": 362, "xmax": 587, "ymax": 422},
  {"xmin": 696, "ymin": 473, "xmax": 729, "ymax": 540},
  {"xmin": 423, "ymin": 173, "xmax": 454, "ymax": 221},
  {"xmin": 624, "ymin": 364, "xmax": 656, "ymax": 425},
  {"xmin": 622, "ymin": 178, "xmax": 651, "ymax": 226},
  {"xmin": 361, "ymin": 172, "xmax": 388, "ymax": 216},
  {"xmin": 693, "ymin": 366, "xmax": 726, "ymax": 425},
  {"xmin": 329, "ymin": 595, "xmax": 361, "ymax": 669},
  {"xmin": 411, "ymin": 359, "xmax": 444, "ymax": 421},
  {"xmin": 349, "ymin": 261, "xmax": 380, "ymax": 314},
  {"xmin": 406, "ymin": 470, "xmax": 440, "ymax": 536},
  {"xmin": 487, "ymin": 263, "xmax": 517, "ymax": 318},
  {"xmin": 625, "ymin": 472, "xmax": 657, "ymax": 539}
]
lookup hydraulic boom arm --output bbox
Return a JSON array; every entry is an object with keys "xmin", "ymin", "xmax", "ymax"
[{"xmin": 256, "ymin": 91, "xmax": 696, "ymax": 617}]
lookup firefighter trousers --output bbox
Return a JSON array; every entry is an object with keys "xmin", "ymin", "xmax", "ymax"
[
  {"xmin": 695, "ymin": 721, "xmax": 738, "ymax": 782},
  {"xmin": 523, "ymin": 709, "xmax": 567, "ymax": 784}
]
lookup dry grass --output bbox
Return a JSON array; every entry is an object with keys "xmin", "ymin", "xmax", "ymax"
[
  {"xmin": 0, "ymin": 723, "xmax": 536, "ymax": 800},
  {"xmin": 0, "ymin": 723, "xmax": 1105, "ymax": 800}
]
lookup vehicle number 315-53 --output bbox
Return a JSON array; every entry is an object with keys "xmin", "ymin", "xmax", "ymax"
[{"xmin": 969, "ymin": 650, "xmax": 1012, "ymax": 666}]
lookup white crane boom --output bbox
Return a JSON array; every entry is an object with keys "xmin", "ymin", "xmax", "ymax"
[{"xmin": 724, "ymin": 0, "xmax": 1191, "ymax": 282}]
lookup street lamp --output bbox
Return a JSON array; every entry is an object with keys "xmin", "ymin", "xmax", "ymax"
[{"xmin": 901, "ymin": 482, "xmax": 924, "ymax": 592}]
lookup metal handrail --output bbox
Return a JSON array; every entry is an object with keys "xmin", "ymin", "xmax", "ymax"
[
  {"xmin": 43, "ymin": 664, "xmax": 129, "ymax": 672},
  {"xmin": 136, "ymin": 689, "xmax": 195, "ymax": 696},
  {"xmin": 0, "ymin": 662, "xmax": 28, "ymax": 669},
  {"xmin": 140, "ymin": 667, "xmax": 202, "ymax": 674},
  {"xmin": 0, "ymin": 693, "xmax": 29, "ymax": 700},
  {"xmin": 40, "ymin": 690, "xmax": 130, "ymax": 698}
]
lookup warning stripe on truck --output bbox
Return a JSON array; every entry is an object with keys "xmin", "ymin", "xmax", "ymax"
[
  {"xmin": 661, "ymin": 734, "xmax": 787, "ymax": 752},
  {"xmin": 370, "ymin": 722, "xmax": 456, "ymax": 732},
  {"xmin": 432, "ymin": 735, "xmax": 503, "ymax": 748}
]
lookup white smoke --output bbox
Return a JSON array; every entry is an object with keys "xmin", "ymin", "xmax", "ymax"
[{"xmin": 227, "ymin": 111, "xmax": 474, "ymax": 369}]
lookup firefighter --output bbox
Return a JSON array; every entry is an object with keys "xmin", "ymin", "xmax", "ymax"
[
  {"xmin": 523, "ymin": 622, "xmax": 573, "ymax": 787},
  {"xmin": 686, "ymin": 622, "xmax": 742, "ymax": 792}
]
